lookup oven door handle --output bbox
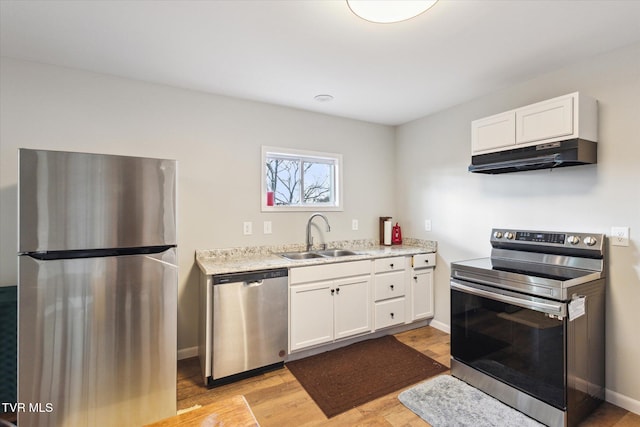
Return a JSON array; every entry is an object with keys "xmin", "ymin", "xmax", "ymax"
[{"xmin": 451, "ymin": 280, "xmax": 565, "ymax": 316}]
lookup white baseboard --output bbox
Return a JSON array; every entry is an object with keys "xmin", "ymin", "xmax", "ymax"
[
  {"xmin": 429, "ymin": 319, "xmax": 450, "ymax": 334},
  {"xmin": 177, "ymin": 346, "xmax": 198, "ymax": 360},
  {"xmin": 606, "ymin": 388, "xmax": 640, "ymax": 415}
]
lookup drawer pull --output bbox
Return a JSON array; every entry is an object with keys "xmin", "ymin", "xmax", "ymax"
[
  {"xmin": 425, "ymin": 259, "xmax": 430, "ymax": 264},
  {"xmin": 390, "ymin": 312, "xmax": 395, "ymax": 319},
  {"xmin": 413, "ymin": 276, "xmax": 418, "ymax": 280},
  {"xmin": 390, "ymin": 263, "xmax": 394, "ymax": 268},
  {"xmin": 390, "ymin": 284, "xmax": 394, "ymax": 290}
]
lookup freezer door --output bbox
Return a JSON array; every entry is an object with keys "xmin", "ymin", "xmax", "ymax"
[
  {"xmin": 19, "ymin": 149, "xmax": 176, "ymax": 252},
  {"xmin": 18, "ymin": 249, "xmax": 177, "ymax": 427}
]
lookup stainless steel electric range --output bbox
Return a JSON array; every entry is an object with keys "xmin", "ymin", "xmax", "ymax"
[{"xmin": 450, "ymin": 228, "xmax": 606, "ymax": 427}]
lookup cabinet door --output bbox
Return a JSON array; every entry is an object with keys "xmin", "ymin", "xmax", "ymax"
[
  {"xmin": 290, "ymin": 281, "xmax": 334, "ymax": 351},
  {"xmin": 516, "ymin": 95, "xmax": 574, "ymax": 144},
  {"xmin": 471, "ymin": 111, "xmax": 515, "ymax": 153},
  {"xmin": 334, "ymin": 276, "xmax": 371, "ymax": 340},
  {"xmin": 412, "ymin": 269, "xmax": 434, "ymax": 320}
]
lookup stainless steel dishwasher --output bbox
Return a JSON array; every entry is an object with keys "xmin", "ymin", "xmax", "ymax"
[{"xmin": 209, "ymin": 268, "xmax": 288, "ymax": 385}]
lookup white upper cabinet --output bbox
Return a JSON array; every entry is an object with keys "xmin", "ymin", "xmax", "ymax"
[
  {"xmin": 515, "ymin": 94, "xmax": 574, "ymax": 144},
  {"xmin": 471, "ymin": 92, "xmax": 597, "ymax": 155},
  {"xmin": 471, "ymin": 111, "xmax": 516, "ymax": 153}
]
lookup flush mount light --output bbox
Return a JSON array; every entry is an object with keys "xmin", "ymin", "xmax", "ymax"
[
  {"xmin": 314, "ymin": 94, "xmax": 334, "ymax": 102},
  {"xmin": 347, "ymin": 0, "xmax": 438, "ymax": 24}
]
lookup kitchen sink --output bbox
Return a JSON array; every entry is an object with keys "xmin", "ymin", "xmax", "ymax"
[
  {"xmin": 314, "ymin": 249, "xmax": 359, "ymax": 257},
  {"xmin": 279, "ymin": 251, "xmax": 324, "ymax": 260},
  {"xmin": 279, "ymin": 248, "xmax": 359, "ymax": 260}
]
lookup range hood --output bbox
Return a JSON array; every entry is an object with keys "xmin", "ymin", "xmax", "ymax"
[{"xmin": 468, "ymin": 139, "xmax": 597, "ymax": 174}]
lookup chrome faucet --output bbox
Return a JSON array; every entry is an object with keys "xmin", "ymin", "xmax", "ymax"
[{"xmin": 306, "ymin": 213, "xmax": 331, "ymax": 251}]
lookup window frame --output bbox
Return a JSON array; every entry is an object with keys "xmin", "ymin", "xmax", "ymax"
[{"xmin": 261, "ymin": 146, "xmax": 343, "ymax": 212}]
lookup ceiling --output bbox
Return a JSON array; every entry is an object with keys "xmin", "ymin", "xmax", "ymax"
[{"xmin": 2, "ymin": 1, "xmax": 640, "ymax": 126}]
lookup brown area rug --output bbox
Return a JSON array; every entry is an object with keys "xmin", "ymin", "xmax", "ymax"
[{"xmin": 286, "ymin": 335, "xmax": 448, "ymax": 418}]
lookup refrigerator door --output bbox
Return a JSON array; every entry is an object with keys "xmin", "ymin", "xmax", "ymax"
[
  {"xmin": 18, "ymin": 248, "xmax": 177, "ymax": 427},
  {"xmin": 19, "ymin": 149, "xmax": 176, "ymax": 253}
]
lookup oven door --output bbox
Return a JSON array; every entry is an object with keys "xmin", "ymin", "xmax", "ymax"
[{"xmin": 451, "ymin": 278, "xmax": 567, "ymax": 410}]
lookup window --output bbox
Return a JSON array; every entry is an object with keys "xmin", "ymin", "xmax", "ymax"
[{"xmin": 262, "ymin": 146, "xmax": 343, "ymax": 211}]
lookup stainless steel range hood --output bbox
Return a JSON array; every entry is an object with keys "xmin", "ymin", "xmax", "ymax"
[{"xmin": 468, "ymin": 139, "xmax": 597, "ymax": 174}]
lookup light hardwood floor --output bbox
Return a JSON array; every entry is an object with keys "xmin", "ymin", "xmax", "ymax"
[{"xmin": 177, "ymin": 326, "xmax": 639, "ymax": 426}]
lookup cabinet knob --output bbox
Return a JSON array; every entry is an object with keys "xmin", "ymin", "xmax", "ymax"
[
  {"xmin": 390, "ymin": 284, "xmax": 394, "ymax": 290},
  {"xmin": 390, "ymin": 312, "xmax": 395, "ymax": 319},
  {"xmin": 413, "ymin": 276, "xmax": 418, "ymax": 280},
  {"xmin": 336, "ymin": 288, "xmax": 340, "ymax": 295},
  {"xmin": 389, "ymin": 263, "xmax": 394, "ymax": 268},
  {"xmin": 331, "ymin": 289, "xmax": 335, "ymax": 295},
  {"xmin": 425, "ymin": 259, "xmax": 429, "ymax": 264}
]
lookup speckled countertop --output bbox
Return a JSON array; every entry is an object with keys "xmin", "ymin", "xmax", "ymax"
[{"xmin": 195, "ymin": 238, "xmax": 437, "ymax": 276}]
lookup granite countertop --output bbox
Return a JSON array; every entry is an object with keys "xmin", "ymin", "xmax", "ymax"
[{"xmin": 195, "ymin": 238, "xmax": 437, "ymax": 276}]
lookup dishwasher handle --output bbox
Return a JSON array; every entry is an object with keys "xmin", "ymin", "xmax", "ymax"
[{"xmin": 244, "ymin": 280, "xmax": 264, "ymax": 287}]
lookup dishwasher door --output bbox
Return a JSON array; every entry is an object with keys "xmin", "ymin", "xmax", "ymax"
[{"xmin": 211, "ymin": 268, "xmax": 288, "ymax": 383}]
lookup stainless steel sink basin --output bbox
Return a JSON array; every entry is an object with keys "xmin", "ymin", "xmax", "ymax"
[
  {"xmin": 279, "ymin": 248, "xmax": 359, "ymax": 260},
  {"xmin": 279, "ymin": 251, "xmax": 324, "ymax": 260},
  {"xmin": 315, "ymin": 249, "xmax": 359, "ymax": 257}
]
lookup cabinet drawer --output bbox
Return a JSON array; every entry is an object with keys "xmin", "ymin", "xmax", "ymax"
[
  {"xmin": 412, "ymin": 253, "xmax": 436, "ymax": 269},
  {"xmin": 375, "ymin": 298, "xmax": 405, "ymax": 329},
  {"xmin": 374, "ymin": 256, "xmax": 405, "ymax": 274},
  {"xmin": 374, "ymin": 271, "xmax": 405, "ymax": 301}
]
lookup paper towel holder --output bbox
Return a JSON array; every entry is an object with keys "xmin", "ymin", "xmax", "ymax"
[{"xmin": 379, "ymin": 216, "xmax": 392, "ymax": 245}]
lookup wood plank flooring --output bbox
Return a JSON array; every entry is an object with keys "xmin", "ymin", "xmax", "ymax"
[{"xmin": 177, "ymin": 326, "xmax": 639, "ymax": 426}]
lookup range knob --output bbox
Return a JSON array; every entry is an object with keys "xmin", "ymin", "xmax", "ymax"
[
  {"xmin": 567, "ymin": 235, "xmax": 580, "ymax": 245},
  {"xmin": 583, "ymin": 236, "xmax": 597, "ymax": 246},
  {"xmin": 493, "ymin": 231, "xmax": 503, "ymax": 239},
  {"xmin": 504, "ymin": 232, "xmax": 515, "ymax": 240}
]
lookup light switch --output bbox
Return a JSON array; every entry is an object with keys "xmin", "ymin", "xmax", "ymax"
[
  {"xmin": 352, "ymin": 219, "xmax": 359, "ymax": 231},
  {"xmin": 264, "ymin": 221, "xmax": 272, "ymax": 234}
]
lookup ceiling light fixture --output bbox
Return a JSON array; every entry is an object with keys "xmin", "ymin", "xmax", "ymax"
[
  {"xmin": 314, "ymin": 94, "xmax": 334, "ymax": 102},
  {"xmin": 347, "ymin": 0, "xmax": 438, "ymax": 24}
]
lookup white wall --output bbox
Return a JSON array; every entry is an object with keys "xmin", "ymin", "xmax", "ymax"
[
  {"xmin": 396, "ymin": 43, "xmax": 640, "ymax": 409},
  {"xmin": 0, "ymin": 57, "xmax": 396, "ymax": 352}
]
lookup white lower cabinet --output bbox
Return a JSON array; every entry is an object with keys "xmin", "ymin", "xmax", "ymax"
[
  {"xmin": 375, "ymin": 297, "xmax": 406, "ymax": 329},
  {"xmin": 411, "ymin": 253, "xmax": 436, "ymax": 321},
  {"xmin": 289, "ymin": 261, "xmax": 371, "ymax": 352},
  {"xmin": 373, "ymin": 256, "xmax": 408, "ymax": 330},
  {"xmin": 290, "ymin": 280, "xmax": 335, "ymax": 350},
  {"xmin": 289, "ymin": 253, "xmax": 436, "ymax": 352},
  {"xmin": 334, "ymin": 276, "xmax": 371, "ymax": 340}
]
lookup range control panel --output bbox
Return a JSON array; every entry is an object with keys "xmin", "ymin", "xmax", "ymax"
[{"xmin": 490, "ymin": 228, "xmax": 604, "ymax": 252}]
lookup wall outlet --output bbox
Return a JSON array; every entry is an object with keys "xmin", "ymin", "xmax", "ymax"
[
  {"xmin": 263, "ymin": 221, "xmax": 272, "ymax": 234},
  {"xmin": 424, "ymin": 219, "xmax": 432, "ymax": 232},
  {"xmin": 352, "ymin": 219, "xmax": 359, "ymax": 231},
  {"xmin": 611, "ymin": 226, "xmax": 629, "ymax": 247},
  {"xmin": 243, "ymin": 221, "xmax": 253, "ymax": 235}
]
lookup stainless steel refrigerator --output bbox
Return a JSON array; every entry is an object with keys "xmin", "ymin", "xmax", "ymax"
[{"xmin": 17, "ymin": 149, "xmax": 178, "ymax": 427}]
